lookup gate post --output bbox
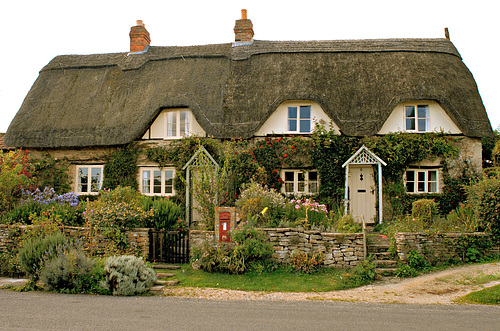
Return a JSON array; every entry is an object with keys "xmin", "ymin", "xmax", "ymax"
[{"xmin": 215, "ymin": 207, "xmax": 237, "ymax": 243}]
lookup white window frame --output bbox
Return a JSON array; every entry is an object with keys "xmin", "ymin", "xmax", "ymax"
[
  {"xmin": 76, "ymin": 165, "xmax": 103, "ymax": 195},
  {"xmin": 281, "ymin": 169, "xmax": 319, "ymax": 195},
  {"xmin": 166, "ymin": 110, "xmax": 190, "ymax": 138},
  {"xmin": 405, "ymin": 104, "xmax": 430, "ymax": 132},
  {"xmin": 405, "ymin": 169, "xmax": 439, "ymax": 194},
  {"xmin": 140, "ymin": 167, "xmax": 175, "ymax": 196},
  {"xmin": 287, "ymin": 105, "xmax": 312, "ymax": 134}
]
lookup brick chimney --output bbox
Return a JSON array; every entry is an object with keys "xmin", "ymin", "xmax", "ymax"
[
  {"xmin": 129, "ymin": 20, "xmax": 151, "ymax": 53},
  {"xmin": 234, "ymin": 9, "xmax": 254, "ymax": 42}
]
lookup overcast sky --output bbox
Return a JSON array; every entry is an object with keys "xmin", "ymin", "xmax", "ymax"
[{"xmin": 1, "ymin": 0, "xmax": 498, "ymax": 133}]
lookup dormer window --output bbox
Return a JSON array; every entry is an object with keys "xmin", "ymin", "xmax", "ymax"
[
  {"xmin": 288, "ymin": 106, "xmax": 311, "ymax": 133},
  {"xmin": 142, "ymin": 108, "xmax": 205, "ymax": 140},
  {"xmin": 405, "ymin": 105, "xmax": 430, "ymax": 132}
]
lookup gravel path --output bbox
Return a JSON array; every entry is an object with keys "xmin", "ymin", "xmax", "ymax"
[{"xmin": 163, "ymin": 262, "xmax": 500, "ymax": 304}]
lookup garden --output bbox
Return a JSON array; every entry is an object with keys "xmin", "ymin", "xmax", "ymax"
[{"xmin": 1, "ymin": 126, "xmax": 500, "ymax": 295}]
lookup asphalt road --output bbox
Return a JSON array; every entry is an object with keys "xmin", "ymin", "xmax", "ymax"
[{"xmin": 1, "ymin": 290, "xmax": 499, "ymax": 330}]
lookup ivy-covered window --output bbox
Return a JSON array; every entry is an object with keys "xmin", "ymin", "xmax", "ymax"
[
  {"xmin": 287, "ymin": 106, "xmax": 311, "ymax": 133},
  {"xmin": 405, "ymin": 105, "xmax": 430, "ymax": 132},
  {"xmin": 140, "ymin": 167, "xmax": 175, "ymax": 196},
  {"xmin": 405, "ymin": 169, "xmax": 438, "ymax": 193},
  {"xmin": 281, "ymin": 170, "xmax": 319, "ymax": 195},
  {"xmin": 76, "ymin": 165, "xmax": 103, "ymax": 194}
]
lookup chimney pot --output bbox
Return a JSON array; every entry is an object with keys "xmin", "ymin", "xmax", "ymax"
[
  {"xmin": 234, "ymin": 9, "xmax": 254, "ymax": 42},
  {"xmin": 130, "ymin": 20, "xmax": 151, "ymax": 53}
]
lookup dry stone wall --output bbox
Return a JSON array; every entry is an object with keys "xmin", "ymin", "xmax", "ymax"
[
  {"xmin": 190, "ymin": 228, "xmax": 365, "ymax": 267},
  {"xmin": 0, "ymin": 224, "xmax": 149, "ymax": 259},
  {"xmin": 395, "ymin": 232, "xmax": 498, "ymax": 263}
]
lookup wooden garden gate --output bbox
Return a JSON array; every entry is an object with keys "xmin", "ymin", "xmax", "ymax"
[{"xmin": 148, "ymin": 229, "xmax": 189, "ymax": 264}]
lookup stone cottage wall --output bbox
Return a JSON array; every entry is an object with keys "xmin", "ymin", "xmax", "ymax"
[
  {"xmin": 394, "ymin": 232, "xmax": 498, "ymax": 263},
  {"xmin": 190, "ymin": 228, "xmax": 365, "ymax": 267},
  {"xmin": 0, "ymin": 224, "xmax": 149, "ymax": 259}
]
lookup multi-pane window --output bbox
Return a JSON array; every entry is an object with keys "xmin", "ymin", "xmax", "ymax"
[
  {"xmin": 405, "ymin": 105, "xmax": 430, "ymax": 132},
  {"xmin": 287, "ymin": 106, "xmax": 311, "ymax": 133},
  {"xmin": 167, "ymin": 110, "xmax": 190, "ymax": 138},
  {"xmin": 281, "ymin": 170, "xmax": 319, "ymax": 195},
  {"xmin": 77, "ymin": 165, "xmax": 103, "ymax": 194},
  {"xmin": 144, "ymin": 109, "xmax": 191, "ymax": 139},
  {"xmin": 141, "ymin": 168, "xmax": 175, "ymax": 196},
  {"xmin": 405, "ymin": 169, "xmax": 438, "ymax": 193}
]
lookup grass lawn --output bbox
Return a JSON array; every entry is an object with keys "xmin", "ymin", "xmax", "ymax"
[
  {"xmin": 158, "ymin": 264, "xmax": 372, "ymax": 293},
  {"xmin": 457, "ymin": 284, "xmax": 500, "ymax": 305}
]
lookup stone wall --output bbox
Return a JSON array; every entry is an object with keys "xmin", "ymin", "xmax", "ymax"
[
  {"xmin": 0, "ymin": 224, "xmax": 150, "ymax": 259},
  {"xmin": 395, "ymin": 232, "xmax": 498, "ymax": 263},
  {"xmin": 189, "ymin": 228, "xmax": 365, "ymax": 267}
]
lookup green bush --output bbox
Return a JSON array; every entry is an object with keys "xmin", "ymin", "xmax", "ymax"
[
  {"xmin": 40, "ymin": 249, "xmax": 99, "ymax": 293},
  {"xmin": 465, "ymin": 174, "xmax": 500, "ymax": 237},
  {"xmin": 18, "ymin": 232, "xmax": 69, "ymax": 281},
  {"xmin": 412, "ymin": 199, "xmax": 439, "ymax": 224},
  {"xmin": 407, "ymin": 249, "xmax": 431, "ymax": 271},
  {"xmin": 454, "ymin": 235, "xmax": 495, "ymax": 263},
  {"xmin": 100, "ymin": 255, "xmax": 157, "ymax": 296},
  {"xmin": 394, "ymin": 263, "xmax": 419, "ymax": 278},
  {"xmin": 192, "ymin": 222, "xmax": 274, "ymax": 275},
  {"xmin": 0, "ymin": 250, "xmax": 24, "ymax": 278},
  {"xmin": 340, "ymin": 259, "xmax": 378, "ymax": 287},
  {"xmin": 235, "ymin": 181, "xmax": 286, "ymax": 227},
  {"xmin": 142, "ymin": 196, "xmax": 184, "ymax": 230}
]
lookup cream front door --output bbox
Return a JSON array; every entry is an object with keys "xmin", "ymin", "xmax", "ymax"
[{"xmin": 348, "ymin": 165, "xmax": 376, "ymax": 223}]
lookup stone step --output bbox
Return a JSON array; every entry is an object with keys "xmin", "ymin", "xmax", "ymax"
[
  {"xmin": 153, "ymin": 264, "xmax": 181, "ymax": 270},
  {"xmin": 149, "ymin": 286, "xmax": 165, "ymax": 294},
  {"xmin": 155, "ymin": 279, "xmax": 179, "ymax": 286},
  {"xmin": 370, "ymin": 251, "xmax": 394, "ymax": 259},
  {"xmin": 367, "ymin": 244, "xmax": 391, "ymax": 253},
  {"xmin": 375, "ymin": 268, "xmax": 397, "ymax": 276},
  {"xmin": 156, "ymin": 272, "xmax": 175, "ymax": 279},
  {"xmin": 374, "ymin": 260, "xmax": 398, "ymax": 267}
]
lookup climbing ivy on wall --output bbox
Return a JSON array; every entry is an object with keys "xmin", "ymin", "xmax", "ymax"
[
  {"xmin": 144, "ymin": 127, "xmax": 463, "ymax": 218},
  {"xmin": 103, "ymin": 143, "xmax": 140, "ymax": 190}
]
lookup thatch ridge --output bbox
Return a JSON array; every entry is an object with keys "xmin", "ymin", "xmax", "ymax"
[{"xmin": 5, "ymin": 38, "xmax": 491, "ymax": 148}]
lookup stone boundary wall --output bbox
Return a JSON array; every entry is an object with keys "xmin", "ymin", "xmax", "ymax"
[
  {"xmin": 190, "ymin": 228, "xmax": 365, "ymax": 267},
  {"xmin": 0, "ymin": 224, "xmax": 149, "ymax": 259},
  {"xmin": 395, "ymin": 232, "xmax": 498, "ymax": 263}
]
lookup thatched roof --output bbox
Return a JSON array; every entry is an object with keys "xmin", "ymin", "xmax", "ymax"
[{"xmin": 5, "ymin": 38, "xmax": 492, "ymax": 148}]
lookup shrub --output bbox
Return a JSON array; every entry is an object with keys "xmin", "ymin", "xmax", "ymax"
[
  {"xmin": 454, "ymin": 235, "xmax": 495, "ymax": 263},
  {"xmin": 142, "ymin": 196, "xmax": 184, "ymax": 230},
  {"xmin": 407, "ymin": 249, "xmax": 431, "ymax": 271},
  {"xmin": 40, "ymin": 249, "xmax": 98, "ymax": 293},
  {"xmin": 235, "ymin": 181, "xmax": 286, "ymax": 227},
  {"xmin": 0, "ymin": 150, "xmax": 34, "ymax": 214},
  {"xmin": 0, "ymin": 250, "xmax": 24, "ymax": 278},
  {"xmin": 291, "ymin": 251, "xmax": 324, "ymax": 273},
  {"xmin": 340, "ymin": 259, "xmax": 378, "ymax": 287},
  {"xmin": 193, "ymin": 223, "xmax": 274, "ymax": 275},
  {"xmin": 100, "ymin": 255, "xmax": 157, "ymax": 296},
  {"xmin": 411, "ymin": 199, "xmax": 439, "ymax": 224},
  {"xmin": 18, "ymin": 232, "xmax": 71, "ymax": 281},
  {"xmin": 465, "ymin": 174, "xmax": 500, "ymax": 239},
  {"xmin": 394, "ymin": 263, "xmax": 419, "ymax": 278}
]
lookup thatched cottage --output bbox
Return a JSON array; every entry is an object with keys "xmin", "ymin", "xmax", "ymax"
[{"xmin": 4, "ymin": 10, "xmax": 493, "ymax": 223}]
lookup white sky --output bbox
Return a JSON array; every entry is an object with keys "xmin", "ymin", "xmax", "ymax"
[{"xmin": 1, "ymin": 0, "xmax": 498, "ymax": 133}]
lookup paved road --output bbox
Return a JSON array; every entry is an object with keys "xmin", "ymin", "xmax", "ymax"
[{"xmin": 1, "ymin": 290, "xmax": 499, "ymax": 330}]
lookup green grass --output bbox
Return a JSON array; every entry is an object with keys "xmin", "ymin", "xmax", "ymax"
[
  {"xmin": 457, "ymin": 284, "xmax": 500, "ymax": 305},
  {"xmin": 158, "ymin": 264, "xmax": 373, "ymax": 293}
]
